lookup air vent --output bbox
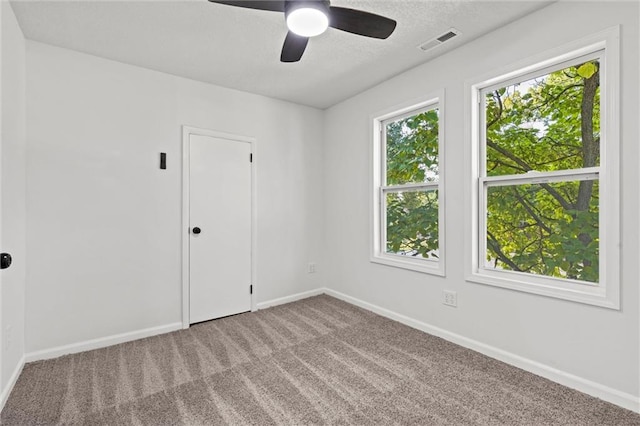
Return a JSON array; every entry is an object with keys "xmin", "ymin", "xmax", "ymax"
[
  {"xmin": 437, "ymin": 30, "xmax": 458, "ymax": 43},
  {"xmin": 418, "ymin": 28, "xmax": 460, "ymax": 52}
]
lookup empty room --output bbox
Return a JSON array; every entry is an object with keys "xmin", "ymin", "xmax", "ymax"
[{"xmin": 1, "ymin": 0, "xmax": 639, "ymax": 424}]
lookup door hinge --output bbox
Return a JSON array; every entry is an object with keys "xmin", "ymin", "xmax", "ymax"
[
  {"xmin": 250, "ymin": 285, "xmax": 253, "ymax": 294},
  {"xmin": 250, "ymin": 153, "xmax": 253, "ymax": 163}
]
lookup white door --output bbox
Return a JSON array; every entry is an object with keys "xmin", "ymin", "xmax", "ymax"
[{"xmin": 188, "ymin": 133, "xmax": 252, "ymax": 323}]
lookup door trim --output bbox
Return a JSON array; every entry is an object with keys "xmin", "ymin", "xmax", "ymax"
[{"xmin": 181, "ymin": 126, "xmax": 257, "ymax": 329}]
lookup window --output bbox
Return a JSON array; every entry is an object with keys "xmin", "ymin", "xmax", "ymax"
[
  {"xmin": 468, "ymin": 29, "xmax": 619, "ymax": 308},
  {"xmin": 372, "ymin": 94, "xmax": 445, "ymax": 275}
]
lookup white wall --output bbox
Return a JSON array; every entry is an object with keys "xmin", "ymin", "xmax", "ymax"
[
  {"xmin": 25, "ymin": 41, "xmax": 324, "ymax": 353},
  {"xmin": 324, "ymin": 0, "xmax": 639, "ymax": 401},
  {"xmin": 1, "ymin": 0, "xmax": 26, "ymax": 399}
]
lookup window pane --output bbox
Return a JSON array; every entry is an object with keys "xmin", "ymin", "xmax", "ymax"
[
  {"xmin": 485, "ymin": 180, "xmax": 599, "ymax": 283},
  {"xmin": 386, "ymin": 108, "xmax": 439, "ymax": 185},
  {"xmin": 386, "ymin": 189, "xmax": 439, "ymax": 259},
  {"xmin": 485, "ymin": 60, "xmax": 600, "ymax": 176}
]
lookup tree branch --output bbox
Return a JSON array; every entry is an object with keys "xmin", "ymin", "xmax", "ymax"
[
  {"xmin": 512, "ymin": 187, "xmax": 552, "ymax": 234},
  {"xmin": 486, "ymin": 138, "xmax": 574, "ymax": 210},
  {"xmin": 534, "ymin": 153, "xmax": 580, "ymax": 167},
  {"xmin": 486, "ymin": 91, "xmax": 505, "ymax": 129},
  {"xmin": 536, "ymin": 83, "xmax": 582, "ymax": 111},
  {"xmin": 487, "ymin": 231, "xmax": 523, "ymax": 272}
]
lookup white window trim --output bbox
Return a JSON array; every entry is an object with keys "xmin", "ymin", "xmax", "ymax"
[
  {"xmin": 465, "ymin": 27, "xmax": 620, "ymax": 309},
  {"xmin": 371, "ymin": 91, "xmax": 446, "ymax": 276}
]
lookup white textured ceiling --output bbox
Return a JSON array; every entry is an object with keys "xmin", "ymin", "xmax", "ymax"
[{"xmin": 10, "ymin": 0, "xmax": 551, "ymax": 109}]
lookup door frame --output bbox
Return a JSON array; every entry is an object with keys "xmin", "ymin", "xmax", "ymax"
[{"xmin": 181, "ymin": 125, "xmax": 257, "ymax": 329}]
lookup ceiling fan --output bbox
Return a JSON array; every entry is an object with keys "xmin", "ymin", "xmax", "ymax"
[{"xmin": 208, "ymin": 0, "xmax": 397, "ymax": 62}]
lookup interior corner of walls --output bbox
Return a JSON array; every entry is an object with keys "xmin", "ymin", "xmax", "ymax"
[
  {"xmin": 0, "ymin": 355, "xmax": 25, "ymax": 412},
  {"xmin": 256, "ymin": 288, "xmax": 326, "ymax": 310}
]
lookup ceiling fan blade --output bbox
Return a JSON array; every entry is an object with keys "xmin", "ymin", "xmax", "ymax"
[
  {"xmin": 328, "ymin": 7, "xmax": 396, "ymax": 39},
  {"xmin": 208, "ymin": 0, "xmax": 285, "ymax": 12},
  {"xmin": 281, "ymin": 31, "xmax": 309, "ymax": 62}
]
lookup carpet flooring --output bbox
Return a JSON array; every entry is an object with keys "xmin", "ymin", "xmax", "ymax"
[{"xmin": 2, "ymin": 294, "xmax": 639, "ymax": 425}]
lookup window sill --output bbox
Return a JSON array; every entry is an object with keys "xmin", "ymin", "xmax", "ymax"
[
  {"xmin": 371, "ymin": 254, "xmax": 445, "ymax": 277},
  {"xmin": 466, "ymin": 270, "xmax": 619, "ymax": 310}
]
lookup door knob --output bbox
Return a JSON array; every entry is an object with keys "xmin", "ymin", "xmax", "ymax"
[
  {"xmin": 192, "ymin": 227, "xmax": 201, "ymax": 235},
  {"xmin": 1, "ymin": 253, "xmax": 12, "ymax": 269}
]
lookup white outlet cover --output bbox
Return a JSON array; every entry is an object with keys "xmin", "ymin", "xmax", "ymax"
[{"xmin": 443, "ymin": 290, "xmax": 457, "ymax": 307}]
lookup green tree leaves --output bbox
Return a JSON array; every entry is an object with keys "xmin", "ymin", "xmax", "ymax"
[
  {"xmin": 484, "ymin": 61, "xmax": 600, "ymax": 283},
  {"xmin": 386, "ymin": 190, "xmax": 439, "ymax": 258},
  {"xmin": 384, "ymin": 109, "xmax": 440, "ymax": 258},
  {"xmin": 577, "ymin": 62, "xmax": 597, "ymax": 79},
  {"xmin": 383, "ymin": 60, "xmax": 601, "ymax": 283},
  {"xmin": 386, "ymin": 110, "xmax": 439, "ymax": 185}
]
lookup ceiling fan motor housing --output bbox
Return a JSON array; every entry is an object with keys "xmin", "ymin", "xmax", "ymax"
[{"xmin": 285, "ymin": 0, "xmax": 330, "ymax": 20}]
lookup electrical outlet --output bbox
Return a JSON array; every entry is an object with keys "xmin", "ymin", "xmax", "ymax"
[
  {"xmin": 308, "ymin": 263, "xmax": 316, "ymax": 274},
  {"xmin": 443, "ymin": 290, "xmax": 457, "ymax": 307}
]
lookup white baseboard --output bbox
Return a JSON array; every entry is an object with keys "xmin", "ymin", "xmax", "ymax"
[
  {"xmin": 25, "ymin": 322, "xmax": 183, "ymax": 363},
  {"xmin": 324, "ymin": 288, "xmax": 640, "ymax": 413},
  {"xmin": 256, "ymin": 288, "xmax": 325, "ymax": 310},
  {"xmin": 0, "ymin": 355, "xmax": 25, "ymax": 411}
]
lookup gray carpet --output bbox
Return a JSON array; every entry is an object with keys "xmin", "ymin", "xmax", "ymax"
[{"xmin": 2, "ymin": 295, "xmax": 639, "ymax": 425}]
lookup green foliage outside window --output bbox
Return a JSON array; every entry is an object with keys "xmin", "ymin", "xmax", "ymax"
[
  {"xmin": 484, "ymin": 60, "xmax": 600, "ymax": 283},
  {"xmin": 383, "ymin": 60, "xmax": 601, "ymax": 282},
  {"xmin": 384, "ymin": 109, "xmax": 440, "ymax": 258}
]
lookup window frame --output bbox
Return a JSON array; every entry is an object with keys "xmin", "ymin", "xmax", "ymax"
[
  {"xmin": 371, "ymin": 92, "xmax": 446, "ymax": 276},
  {"xmin": 466, "ymin": 27, "xmax": 620, "ymax": 309}
]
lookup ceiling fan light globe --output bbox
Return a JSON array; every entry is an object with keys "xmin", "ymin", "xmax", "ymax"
[{"xmin": 286, "ymin": 8, "xmax": 329, "ymax": 37}]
